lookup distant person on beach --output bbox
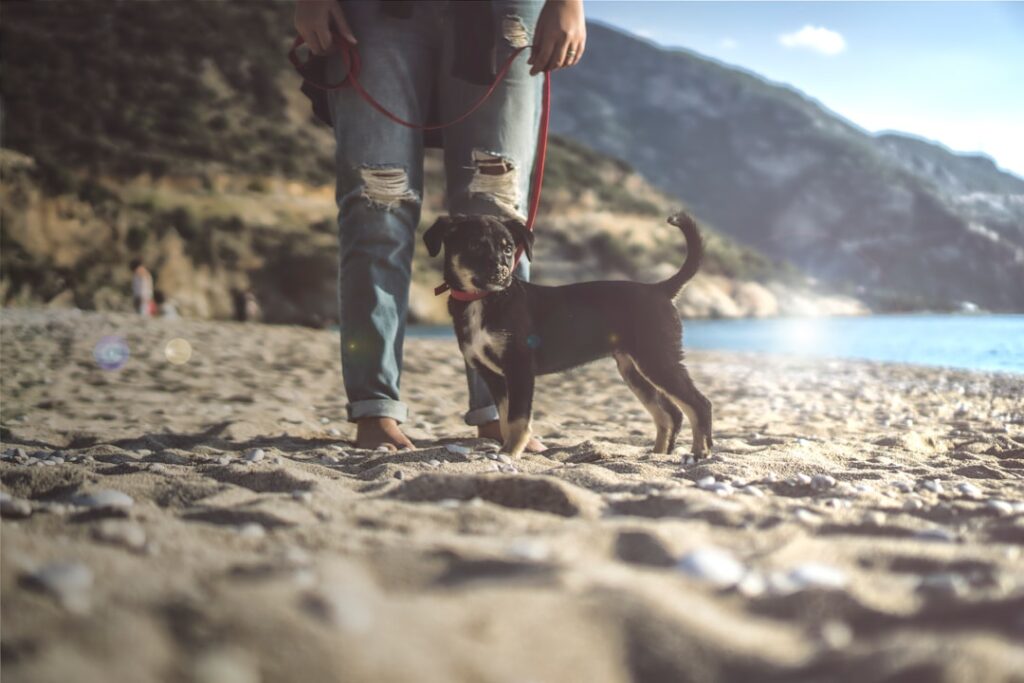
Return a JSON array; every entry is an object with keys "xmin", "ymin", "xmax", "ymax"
[
  {"xmin": 295, "ymin": 0, "xmax": 586, "ymax": 450},
  {"xmin": 130, "ymin": 259, "xmax": 154, "ymax": 317}
]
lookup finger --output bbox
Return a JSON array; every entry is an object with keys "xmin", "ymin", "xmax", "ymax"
[
  {"xmin": 314, "ymin": 24, "xmax": 334, "ymax": 53},
  {"xmin": 567, "ymin": 39, "xmax": 585, "ymax": 66},
  {"xmin": 302, "ymin": 29, "xmax": 325, "ymax": 56},
  {"xmin": 530, "ymin": 39, "xmax": 555, "ymax": 75},
  {"xmin": 546, "ymin": 37, "xmax": 570, "ymax": 71},
  {"xmin": 329, "ymin": 5, "xmax": 357, "ymax": 44}
]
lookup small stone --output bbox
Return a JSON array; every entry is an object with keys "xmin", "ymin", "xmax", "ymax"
[
  {"xmin": 506, "ymin": 539, "xmax": 550, "ymax": 561},
  {"xmin": 291, "ymin": 490, "xmax": 313, "ymax": 503},
  {"xmin": 811, "ymin": 474, "xmax": 836, "ymax": 490},
  {"xmin": 24, "ymin": 561, "xmax": 93, "ymax": 612},
  {"xmin": 918, "ymin": 573, "xmax": 967, "ymax": 595},
  {"xmin": 330, "ymin": 445, "xmax": 346, "ymax": 453},
  {"xmin": 375, "ymin": 445, "xmax": 391, "ymax": 452},
  {"xmin": 444, "ymin": 444, "xmax": 471, "ymax": 455},
  {"xmin": 148, "ymin": 463, "xmax": 168, "ymax": 474},
  {"xmin": 921, "ymin": 479, "xmax": 944, "ymax": 494},
  {"xmin": 742, "ymin": 486, "xmax": 765, "ymax": 498},
  {"xmin": 497, "ymin": 453, "xmax": 512, "ymax": 465},
  {"xmin": 238, "ymin": 523, "xmax": 266, "ymax": 539},
  {"xmin": 73, "ymin": 489, "xmax": 134, "ymax": 510},
  {"xmin": 393, "ymin": 470, "xmax": 405, "ymax": 480},
  {"xmin": 0, "ymin": 494, "xmax": 33, "ymax": 519},
  {"xmin": 985, "ymin": 500, "xmax": 1013, "ymax": 516},
  {"xmin": 321, "ymin": 454, "xmax": 339, "ymax": 464},
  {"xmin": 489, "ymin": 463, "xmax": 500, "ymax": 472},
  {"xmin": 677, "ymin": 547, "xmax": 746, "ymax": 588},
  {"xmin": 854, "ymin": 483, "xmax": 875, "ymax": 495},
  {"xmin": 794, "ymin": 509, "xmax": 821, "ymax": 525},
  {"xmin": 709, "ymin": 482, "xmax": 734, "ymax": 496},
  {"xmin": 49, "ymin": 456, "xmax": 66, "ymax": 465},
  {"xmin": 790, "ymin": 473, "xmax": 812, "ymax": 486},
  {"xmin": 320, "ymin": 417, "xmax": 330, "ymax": 424},
  {"xmin": 915, "ymin": 527, "xmax": 956, "ymax": 543},
  {"xmin": 956, "ymin": 482, "xmax": 983, "ymax": 498},
  {"xmin": 864, "ymin": 511, "xmax": 887, "ymax": 525},
  {"xmin": 818, "ymin": 620, "xmax": 854, "ymax": 649},
  {"xmin": 137, "ymin": 449, "xmax": 152, "ymax": 457},
  {"xmin": 218, "ymin": 456, "xmax": 231, "ymax": 466},
  {"xmin": 437, "ymin": 499, "xmax": 461, "ymax": 509},
  {"xmin": 784, "ymin": 563, "xmax": 848, "ymax": 591},
  {"xmin": 903, "ymin": 498, "xmax": 925, "ymax": 511},
  {"xmin": 93, "ymin": 520, "xmax": 147, "ymax": 551},
  {"xmin": 485, "ymin": 452, "xmax": 499, "ymax": 460},
  {"xmin": 893, "ymin": 481, "xmax": 914, "ymax": 493},
  {"xmin": 428, "ymin": 459, "xmax": 442, "ymax": 468},
  {"xmin": 328, "ymin": 428, "xmax": 341, "ymax": 437},
  {"xmin": 244, "ymin": 448, "xmax": 265, "ymax": 463},
  {"xmin": 696, "ymin": 476, "xmax": 716, "ymax": 489}
]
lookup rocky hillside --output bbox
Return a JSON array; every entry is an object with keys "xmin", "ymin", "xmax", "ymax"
[
  {"xmin": 0, "ymin": 1, "xmax": 863, "ymax": 325},
  {"xmin": 552, "ymin": 24, "xmax": 1024, "ymax": 312}
]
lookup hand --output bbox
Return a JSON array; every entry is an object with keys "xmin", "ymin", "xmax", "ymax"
[
  {"xmin": 529, "ymin": 0, "xmax": 586, "ymax": 75},
  {"xmin": 294, "ymin": 0, "xmax": 356, "ymax": 56}
]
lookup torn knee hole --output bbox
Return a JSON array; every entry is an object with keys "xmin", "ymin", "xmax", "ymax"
[
  {"xmin": 468, "ymin": 150, "xmax": 520, "ymax": 216},
  {"xmin": 502, "ymin": 15, "xmax": 530, "ymax": 48},
  {"xmin": 359, "ymin": 166, "xmax": 419, "ymax": 209}
]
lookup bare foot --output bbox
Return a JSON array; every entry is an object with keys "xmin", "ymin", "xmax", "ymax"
[
  {"xmin": 356, "ymin": 417, "xmax": 414, "ymax": 450},
  {"xmin": 477, "ymin": 420, "xmax": 546, "ymax": 453}
]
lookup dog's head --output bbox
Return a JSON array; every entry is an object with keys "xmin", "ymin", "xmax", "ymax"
[{"xmin": 423, "ymin": 214, "xmax": 534, "ymax": 293}]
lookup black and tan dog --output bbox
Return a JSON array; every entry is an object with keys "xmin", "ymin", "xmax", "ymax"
[{"xmin": 424, "ymin": 212, "xmax": 712, "ymax": 461}]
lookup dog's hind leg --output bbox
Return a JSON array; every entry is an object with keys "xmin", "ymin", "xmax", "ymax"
[
  {"xmin": 614, "ymin": 353, "xmax": 683, "ymax": 454},
  {"xmin": 630, "ymin": 357, "xmax": 713, "ymax": 460}
]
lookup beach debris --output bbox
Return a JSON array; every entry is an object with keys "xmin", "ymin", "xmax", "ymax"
[
  {"xmin": 677, "ymin": 547, "xmax": 746, "ymax": 588},
  {"xmin": 244, "ymin": 448, "xmax": 265, "ymax": 463},
  {"xmin": 0, "ymin": 492, "xmax": 33, "ymax": 519},
  {"xmin": 73, "ymin": 489, "xmax": 134, "ymax": 510},
  {"xmin": 93, "ymin": 520, "xmax": 147, "ymax": 551},
  {"xmin": 23, "ymin": 561, "xmax": 94, "ymax": 613},
  {"xmin": 811, "ymin": 474, "xmax": 836, "ymax": 490}
]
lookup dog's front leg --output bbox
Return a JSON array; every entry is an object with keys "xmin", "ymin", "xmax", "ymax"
[{"xmin": 501, "ymin": 366, "xmax": 535, "ymax": 457}]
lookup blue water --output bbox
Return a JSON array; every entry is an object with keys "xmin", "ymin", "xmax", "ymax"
[{"xmin": 409, "ymin": 315, "xmax": 1024, "ymax": 374}]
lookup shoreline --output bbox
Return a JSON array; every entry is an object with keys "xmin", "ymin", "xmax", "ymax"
[{"xmin": 2, "ymin": 309, "xmax": 1023, "ymax": 682}]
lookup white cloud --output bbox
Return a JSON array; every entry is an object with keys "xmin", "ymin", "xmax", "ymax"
[
  {"xmin": 779, "ymin": 25, "xmax": 847, "ymax": 56},
  {"xmin": 720, "ymin": 38, "xmax": 738, "ymax": 50}
]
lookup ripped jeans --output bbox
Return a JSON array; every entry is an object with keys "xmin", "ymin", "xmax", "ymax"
[{"xmin": 327, "ymin": 0, "xmax": 542, "ymax": 426}]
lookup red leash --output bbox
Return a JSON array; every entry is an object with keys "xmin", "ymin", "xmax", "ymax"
[{"xmin": 289, "ymin": 36, "xmax": 551, "ymax": 300}]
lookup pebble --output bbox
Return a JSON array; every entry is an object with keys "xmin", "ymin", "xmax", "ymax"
[
  {"xmin": 24, "ymin": 561, "xmax": 93, "ymax": 612},
  {"xmin": 0, "ymin": 492, "xmax": 33, "ymax": 518},
  {"xmin": 49, "ymin": 456, "xmax": 66, "ymax": 465},
  {"xmin": 697, "ymin": 475, "xmax": 716, "ymax": 489},
  {"xmin": 677, "ymin": 547, "xmax": 746, "ymax": 588},
  {"xmin": 918, "ymin": 573, "xmax": 967, "ymax": 595},
  {"xmin": 328, "ymin": 428, "xmax": 342, "ymax": 437},
  {"xmin": 291, "ymin": 490, "xmax": 313, "ymax": 504},
  {"xmin": 485, "ymin": 452, "xmax": 499, "ymax": 461},
  {"xmin": 811, "ymin": 474, "xmax": 836, "ymax": 490},
  {"xmin": 794, "ymin": 509, "xmax": 821, "ymax": 525},
  {"xmin": 489, "ymin": 463, "xmax": 501, "ymax": 472},
  {"xmin": 742, "ymin": 486, "xmax": 765, "ymax": 498},
  {"xmin": 864, "ymin": 511, "xmax": 887, "ymax": 525},
  {"xmin": 437, "ymin": 499, "xmax": 461, "ymax": 509},
  {"xmin": 921, "ymin": 479, "xmax": 944, "ymax": 494},
  {"xmin": 893, "ymin": 481, "xmax": 914, "ymax": 493},
  {"xmin": 789, "ymin": 473, "xmax": 812, "ymax": 486},
  {"xmin": 218, "ymin": 456, "xmax": 231, "ymax": 466},
  {"xmin": 237, "ymin": 523, "xmax": 266, "ymax": 539},
  {"xmin": 854, "ymin": 484, "xmax": 875, "ymax": 495},
  {"xmin": 915, "ymin": 528, "xmax": 957, "ymax": 543},
  {"xmin": 708, "ymin": 482, "xmax": 734, "ymax": 496},
  {"xmin": 321, "ymin": 454, "xmax": 339, "ymax": 464},
  {"xmin": 903, "ymin": 498, "xmax": 925, "ymax": 511},
  {"xmin": 444, "ymin": 444, "xmax": 471, "ymax": 455},
  {"xmin": 376, "ymin": 445, "xmax": 392, "ymax": 452},
  {"xmin": 148, "ymin": 463, "xmax": 169, "ymax": 474},
  {"xmin": 955, "ymin": 482, "xmax": 983, "ymax": 498},
  {"xmin": 244, "ymin": 448, "xmax": 265, "ymax": 463},
  {"xmin": 506, "ymin": 539, "xmax": 550, "ymax": 561},
  {"xmin": 497, "ymin": 453, "xmax": 512, "ymax": 465},
  {"xmin": 428, "ymin": 459, "xmax": 442, "ymax": 468},
  {"xmin": 393, "ymin": 470, "xmax": 405, "ymax": 480},
  {"xmin": 73, "ymin": 489, "xmax": 134, "ymax": 510},
  {"xmin": 330, "ymin": 445, "xmax": 347, "ymax": 453},
  {"xmin": 782, "ymin": 563, "xmax": 848, "ymax": 591},
  {"xmin": 985, "ymin": 500, "xmax": 1014, "ymax": 516},
  {"xmin": 93, "ymin": 520, "xmax": 147, "ymax": 551}
]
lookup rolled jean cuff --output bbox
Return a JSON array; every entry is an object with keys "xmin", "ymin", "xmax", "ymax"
[
  {"xmin": 347, "ymin": 399, "xmax": 408, "ymax": 424},
  {"xmin": 464, "ymin": 405, "xmax": 499, "ymax": 427}
]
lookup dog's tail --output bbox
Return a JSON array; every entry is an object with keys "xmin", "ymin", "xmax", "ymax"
[{"xmin": 656, "ymin": 211, "xmax": 703, "ymax": 300}]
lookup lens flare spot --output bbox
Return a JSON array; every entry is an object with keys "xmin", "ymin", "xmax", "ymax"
[
  {"xmin": 93, "ymin": 336, "xmax": 130, "ymax": 370},
  {"xmin": 164, "ymin": 338, "xmax": 192, "ymax": 365}
]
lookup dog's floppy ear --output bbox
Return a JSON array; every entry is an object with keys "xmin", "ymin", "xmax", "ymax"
[
  {"xmin": 502, "ymin": 218, "xmax": 534, "ymax": 260},
  {"xmin": 423, "ymin": 216, "xmax": 454, "ymax": 257}
]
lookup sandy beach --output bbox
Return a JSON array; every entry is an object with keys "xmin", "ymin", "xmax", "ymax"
[{"xmin": 2, "ymin": 308, "xmax": 1023, "ymax": 683}]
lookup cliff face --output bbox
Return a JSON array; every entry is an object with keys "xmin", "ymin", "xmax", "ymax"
[
  {"xmin": 0, "ymin": 3, "xmax": 864, "ymax": 324},
  {"xmin": 551, "ymin": 24, "xmax": 1024, "ymax": 312}
]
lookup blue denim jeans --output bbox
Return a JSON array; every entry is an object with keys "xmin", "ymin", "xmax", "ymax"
[{"xmin": 327, "ymin": 0, "xmax": 542, "ymax": 426}]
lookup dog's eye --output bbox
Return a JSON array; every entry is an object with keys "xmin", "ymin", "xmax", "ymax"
[{"xmin": 503, "ymin": 244, "xmax": 514, "ymax": 254}]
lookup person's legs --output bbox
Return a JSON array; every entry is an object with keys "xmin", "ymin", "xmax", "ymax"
[
  {"xmin": 439, "ymin": 0, "xmax": 545, "ymax": 448},
  {"xmin": 327, "ymin": 3, "xmax": 441, "ymax": 448}
]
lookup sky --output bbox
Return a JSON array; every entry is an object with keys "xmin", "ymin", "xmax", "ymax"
[{"xmin": 584, "ymin": 1, "xmax": 1024, "ymax": 178}]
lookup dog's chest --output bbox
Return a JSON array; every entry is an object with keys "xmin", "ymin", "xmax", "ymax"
[{"xmin": 457, "ymin": 301, "xmax": 506, "ymax": 376}]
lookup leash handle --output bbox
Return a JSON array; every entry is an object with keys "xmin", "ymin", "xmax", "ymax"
[{"xmin": 288, "ymin": 34, "xmax": 549, "ymax": 299}]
